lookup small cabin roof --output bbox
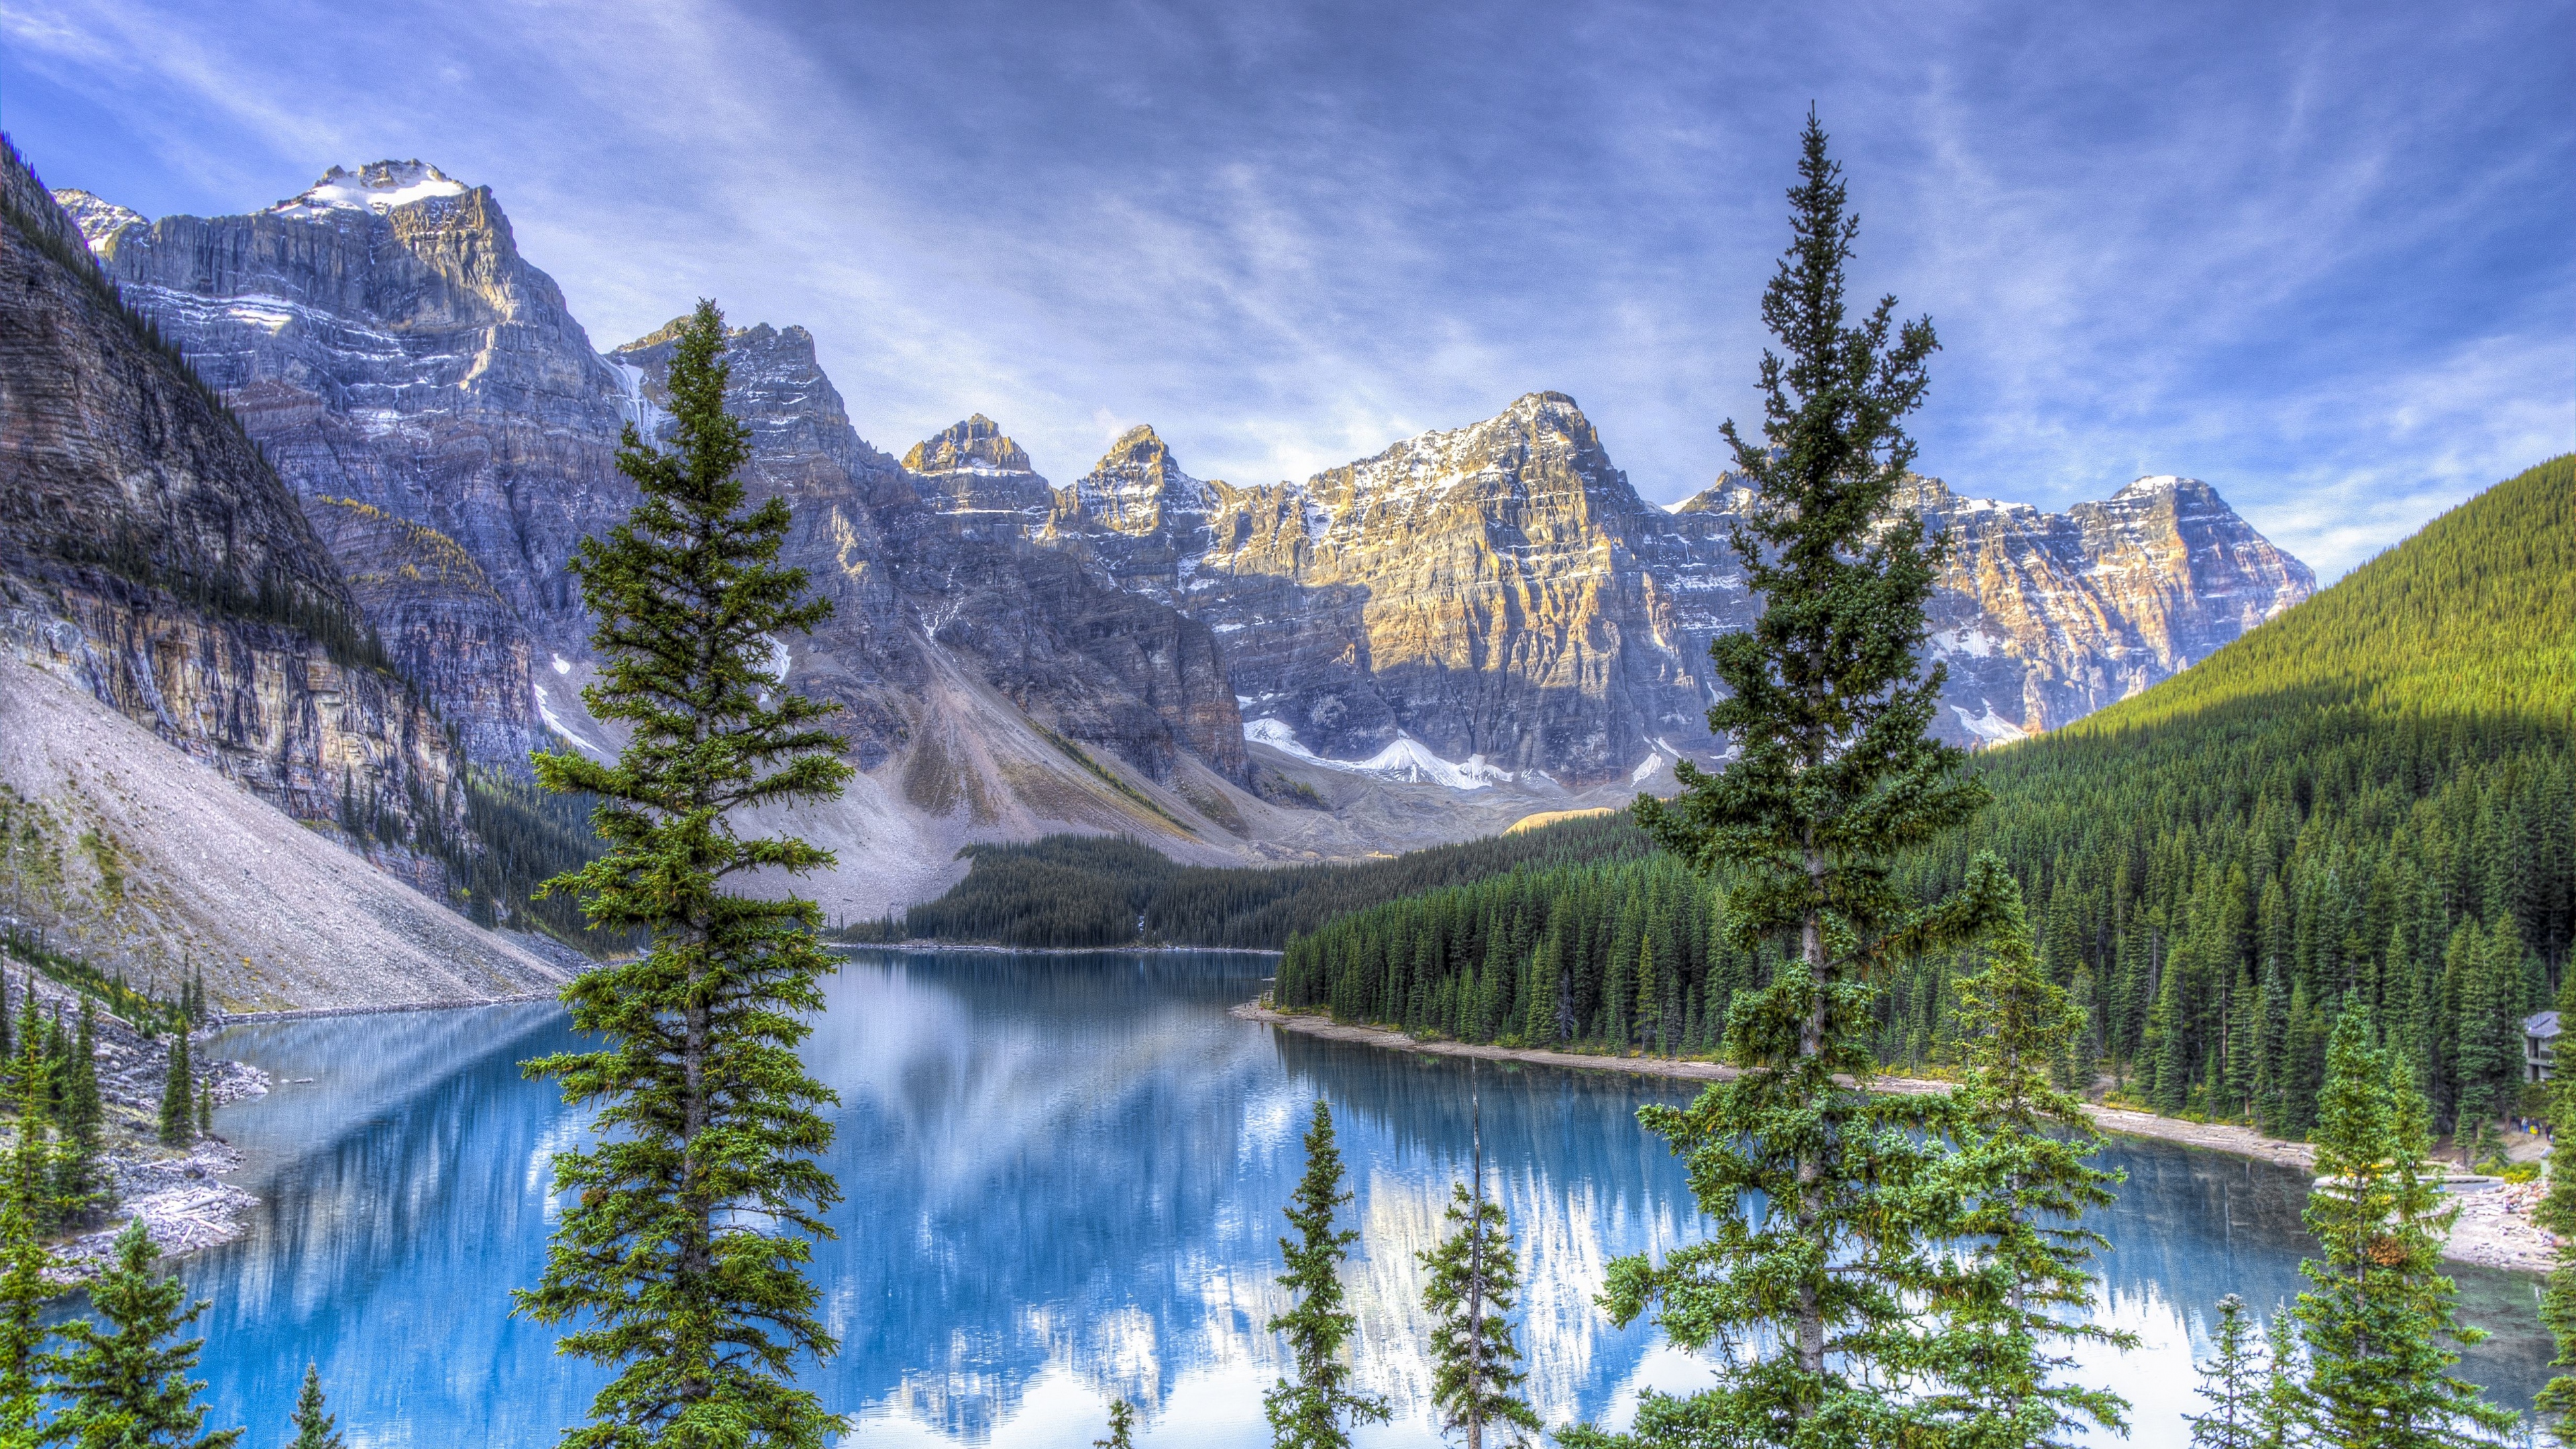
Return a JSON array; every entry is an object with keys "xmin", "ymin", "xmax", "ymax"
[{"xmin": 2528, "ymin": 1010, "xmax": 2561, "ymax": 1039}]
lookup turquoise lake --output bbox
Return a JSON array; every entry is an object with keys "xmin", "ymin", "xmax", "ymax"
[{"xmin": 175, "ymin": 948, "xmax": 2552, "ymax": 1446}]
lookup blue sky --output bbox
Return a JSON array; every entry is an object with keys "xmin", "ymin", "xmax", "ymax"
[{"xmin": 5, "ymin": 0, "xmax": 2567, "ymax": 580}]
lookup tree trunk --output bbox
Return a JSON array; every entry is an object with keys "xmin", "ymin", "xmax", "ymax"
[{"xmin": 1795, "ymin": 837, "xmax": 1827, "ymax": 1382}]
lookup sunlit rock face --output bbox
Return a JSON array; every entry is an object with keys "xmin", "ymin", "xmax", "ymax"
[
  {"xmin": 1670, "ymin": 472, "xmax": 2318, "ymax": 745},
  {"xmin": 906, "ymin": 414, "xmax": 1054, "ymax": 523},
  {"xmin": 1030, "ymin": 395, "xmax": 1718, "ymax": 783},
  {"xmin": 1021, "ymin": 394, "xmax": 2313, "ymax": 781}
]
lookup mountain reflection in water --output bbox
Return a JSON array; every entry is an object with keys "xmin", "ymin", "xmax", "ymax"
[{"xmin": 180, "ymin": 949, "xmax": 2548, "ymax": 1447}]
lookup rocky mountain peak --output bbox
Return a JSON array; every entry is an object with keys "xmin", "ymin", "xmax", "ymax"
[
  {"xmin": 905, "ymin": 415, "xmax": 1032, "ymax": 475},
  {"xmin": 269, "ymin": 160, "xmax": 472, "ymax": 219},
  {"xmin": 51, "ymin": 189, "xmax": 146, "ymax": 250},
  {"xmin": 1065, "ymin": 425, "xmax": 1205, "ymax": 535}
]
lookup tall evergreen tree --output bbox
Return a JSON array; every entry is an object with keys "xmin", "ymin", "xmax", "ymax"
[
  {"xmin": 1609, "ymin": 111, "xmax": 1985, "ymax": 1446},
  {"xmin": 2187, "ymin": 1295, "xmax": 2265, "ymax": 1449},
  {"xmin": 1265, "ymin": 1102, "xmax": 1387, "ymax": 1449},
  {"xmin": 52, "ymin": 1002, "xmax": 98, "ymax": 1232},
  {"xmin": 42, "ymin": 1219, "xmax": 240, "ymax": 1448},
  {"xmin": 515, "ymin": 300, "xmax": 854, "ymax": 1449},
  {"xmin": 2256, "ymin": 1310, "xmax": 2307, "ymax": 1449},
  {"xmin": 2294, "ymin": 1009, "xmax": 2512, "ymax": 1448},
  {"xmin": 1417, "ymin": 1070, "xmax": 1539, "ymax": 1449},
  {"xmin": 286, "ymin": 1363, "xmax": 343, "ymax": 1449},
  {"xmin": 156, "ymin": 1030, "xmax": 190, "ymax": 1150},
  {"xmin": 1926, "ymin": 855, "xmax": 2132, "ymax": 1446}
]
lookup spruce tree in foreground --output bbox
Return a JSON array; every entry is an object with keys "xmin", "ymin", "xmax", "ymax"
[
  {"xmin": 1927, "ymin": 855, "xmax": 2132, "ymax": 1446},
  {"xmin": 1265, "ymin": 1102, "xmax": 1387, "ymax": 1449},
  {"xmin": 1419, "ymin": 1063, "xmax": 1538, "ymax": 1449},
  {"xmin": 1419, "ymin": 1181, "xmax": 1540, "ymax": 1448},
  {"xmin": 43, "ymin": 1219, "xmax": 240, "ymax": 1448},
  {"xmin": 517, "ymin": 299, "xmax": 853, "ymax": 1449},
  {"xmin": 1604, "ymin": 111, "xmax": 1986, "ymax": 1447},
  {"xmin": 2294, "ymin": 1010, "xmax": 2511, "ymax": 1448},
  {"xmin": 2257, "ymin": 1310, "xmax": 2306, "ymax": 1449},
  {"xmin": 0, "ymin": 1028, "xmax": 54, "ymax": 1445},
  {"xmin": 288, "ymin": 1362, "xmax": 344, "ymax": 1449},
  {"xmin": 2186, "ymin": 1295, "xmax": 2264, "ymax": 1449}
]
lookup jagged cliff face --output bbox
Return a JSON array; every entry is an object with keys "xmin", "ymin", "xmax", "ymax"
[
  {"xmin": 0, "ymin": 148, "xmax": 470, "ymax": 876},
  {"xmin": 1670, "ymin": 472, "xmax": 2318, "ymax": 744},
  {"xmin": 301, "ymin": 498, "xmax": 541, "ymax": 767},
  {"xmin": 72, "ymin": 161, "xmax": 635, "ymax": 659},
  {"xmin": 1016, "ymin": 393, "xmax": 2312, "ymax": 782},
  {"xmin": 1032, "ymin": 396, "xmax": 1708, "ymax": 780},
  {"xmin": 74, "ymin": 164, "xmax": 1250, "ymax": 798},
  {"xmin": 609, "ymin": 325, "xmax": 1247, "ymax": 786},
  {"xmin": 905, "ymin": 414, "xmax": 1053, "ymax": 522}
]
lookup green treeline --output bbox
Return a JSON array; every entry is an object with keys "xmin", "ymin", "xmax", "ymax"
[
  {"xmin": 1277, "ymin": 458, "xmax": 2576, "ymax": 1143},
  {"xmin": 1274, "ymin": 856, "xmax": 1739, "ymax": 1055},
  {"xmin": 1891, "ymin": 455, "xmax": 2573, "ymax": 1136},
  {"xmin": 853, "ymin": 813, "xmax": 1656, "ymax": 950}
]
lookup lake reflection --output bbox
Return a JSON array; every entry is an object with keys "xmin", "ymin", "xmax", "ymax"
[{"xmin": 183, "ymin": 949, "xmax": 2551, "ymax": 1447}]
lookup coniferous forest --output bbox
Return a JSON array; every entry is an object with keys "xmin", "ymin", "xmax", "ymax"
[
  {"xmin": 845, "ymin": 812, "xmax": 1658, "ymax": 950},
  {"xmin": 1276, "ymin": 456, "xmax": 2575, "ymax": 1145}
]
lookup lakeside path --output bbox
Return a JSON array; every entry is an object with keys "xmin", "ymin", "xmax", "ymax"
[{"xmin": 1233, "ymin": 1002, "xmax": 2560, "ymax": 1273}]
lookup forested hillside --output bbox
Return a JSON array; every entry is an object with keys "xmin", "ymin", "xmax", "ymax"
[
  {"xmin": 846, "ymin": 814, "xmax": 1656, "ymax": 949},
  {"xmin": 1275, "ymin": 458, "xmax": 2575, "ymax": 1142}
]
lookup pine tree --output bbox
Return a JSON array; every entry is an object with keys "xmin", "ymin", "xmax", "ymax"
[
  {"xmin": 2255, "ymin": 1309, "xmax": 2307, "ymax": 1449},
  {"xmin": 2294, "ymin": 1008, "xmax": 2513, "ymax": 1448},
  {"xmin": 1609, "ymin": 111, "xmax": 1984, "ymax": 1446},
  {"xmin": 2531, "ymin": 1001, "xmax": 2576, "ymax": 1444},
  {"xmin": 1265, "ymin": 1101, "xmax": 1387, "ymax": 1449},
  {"xmin": 156, "ymin": 1029, "xmax": 191, "ymax": 1149},
  {"xmin": 514, "ymin": 300, "xmax": 854, "ymax": 1449},
  {"xmin": 1091, "ymin": 1398, "xmax": 1134, "ymax": 1449},
  {"xmin": 1630, "ymin": 935, "xmax": 1660, "ymax": 1055},
  {"xmin": 0, "ymin": 1026, "xmax": 54, "ymax": 1446},
  {"xmin": 1417, "ymin": 1069, "xmax": 1539, "ymax": 1449},
  {"xmin": 194, "ymin": 1080, "xmax": 212, "ymax": 1142},
  {"xmin": 2188, "ymin": 1295, "xmax": 2265, "ymax": 1449},
  {"xmin": 1926, "ymin": 855, "xmax": 2133, "ymax": 1446},
  {"xmin": 288, "ymin": 1362, "xmax": 343, "ymax": 1449},
  {"xmin": 42, "ymin": 1219, "xmax": 240, "ymax": 1448},
  {"xmin": 52, "ymin": 1001, "xmax": 98, "ymax": 1234}
]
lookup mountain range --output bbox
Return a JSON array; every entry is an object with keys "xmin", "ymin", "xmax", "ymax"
[{"xmin": 6, "ymin": 144, "xmax": 2316, "ymax": 959}]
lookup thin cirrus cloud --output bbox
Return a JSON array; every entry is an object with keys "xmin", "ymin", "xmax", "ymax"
[{"xmin": 2, "ymin": 0, "xmax": 2566, "ymax": 582}]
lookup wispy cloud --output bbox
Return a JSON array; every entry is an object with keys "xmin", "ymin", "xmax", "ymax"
[{"xmin": 3, "ymin": 0, "xmax": 2567, "ymax": 580}]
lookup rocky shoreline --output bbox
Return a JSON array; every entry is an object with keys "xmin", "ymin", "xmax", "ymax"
[{"xmin": 1234, "ymin": 1001, "xmax": 2563, "ymax": 1275}]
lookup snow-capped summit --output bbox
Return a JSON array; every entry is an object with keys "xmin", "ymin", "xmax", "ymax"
[
  {"xmin": 270, "ymin": 161, "xmax": 470, "ymax": 219},
  {"xmin": 50, "ymin": 189, "xmax": 147, "ymax": 250}
]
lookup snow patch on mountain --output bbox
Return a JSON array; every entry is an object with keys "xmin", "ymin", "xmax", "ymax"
[
  {"xmin": 271, "ymin": 162, "xmax": 468, "ymax": 219},
  {"xmin": 1951, "ymin": 702, "xmax": 2031, "ymax": 745},
  {"xmin": 51, "ymin": 190, "xmax": 146, "ymax": 250},
  {"xmin": 1244, "ymin": 718, "xmax": 1516, "ymax": 790}
]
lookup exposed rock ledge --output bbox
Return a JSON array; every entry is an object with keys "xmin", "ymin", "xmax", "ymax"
[{"xmin": 1233, "ymin": 1002, "xmax": 2561, "ymax": 1274}]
